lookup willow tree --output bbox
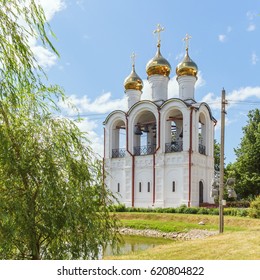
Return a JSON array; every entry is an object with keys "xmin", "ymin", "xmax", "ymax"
[{"xmin": 0, "ymin": 1, "xmax": 119, "ymax": 259}]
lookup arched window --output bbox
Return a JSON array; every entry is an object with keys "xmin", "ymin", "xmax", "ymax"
[
  {"xmin": 112, "ymin": 119, "xmax": 126, "ymax": 158},
  {"xmin": 165, "ymin": 109, "xmax": 183, "ymax": 153},
  {"xmin": 199, "ymin": 181, "xmax": 204, "ymax": 204},
  {"xmin": 133, "ymin": 110, "xmax": 157, "ymax": 156},
  {"xmin": 198, "ymin": 113, "xmax": 206, "ymax": 155}
]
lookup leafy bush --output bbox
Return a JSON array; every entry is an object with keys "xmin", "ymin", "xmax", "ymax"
[
  {"xmin": 109, "ymin": 204, "xmax": 250, "ymax": 218},
  {"xmin": 197, "ymin": 207, "xmax": 209, "ymax": 215},
  {"xmin": 175, "ymin": 204, "xmax": 188, "ymax": 213},
  {"xmin": 183, "ymin": 207, "xmax": 199, "ymax": 214},
  {"xmin": 226, "ymin": 200, "xmax": 250, "ymax": 208},
  {"xmin": 248, "ymin": 196, "xmax": 260, "ymax": 218},
  {"xmin": 208, "ymin": 208, "xmax": 219, "ymax": 215}
]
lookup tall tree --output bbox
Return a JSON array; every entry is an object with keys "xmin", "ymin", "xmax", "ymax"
[
  {"xmin": 0, "ymin": 1, "xmax": 119, "ymax": 259},
  {"xmin": 228, "ymin": 109, "xmax": 260, "ymax": 199}
]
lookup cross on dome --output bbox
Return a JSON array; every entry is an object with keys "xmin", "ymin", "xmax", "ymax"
[
  {"xmin": 131, "ymin": 52, "xmax": 136, "ymax": 67},
  {"xmin": 153, "ymin": 24, "xmax": 165, "ymax": 46},
  {"xmin": 183, "ymin": 33, "xmax": 192, "ymax": 50}
]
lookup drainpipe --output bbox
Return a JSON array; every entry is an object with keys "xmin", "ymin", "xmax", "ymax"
[
  {"xmin": 126, "ymin": 115, "xmax": 135, "ymax": 207},
  {"xmin": 188, "ymin": 106, "xmax": 194, "ymax": 207},
  {"xmin": 153, "ymin": 109, "xmax": 161, "ymax": 205}
]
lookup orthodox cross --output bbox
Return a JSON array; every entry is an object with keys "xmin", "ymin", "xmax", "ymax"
[
  {"xmin": 153, "ymin": 24, "xmax": 165, "ymax": 45},
  {"xmin": 183, "ymin": 33, "xmax": 192, "ymax": 50},
  {"xmin": 131, "ymin": 52, "xmax": 136, "ymax": 68}
]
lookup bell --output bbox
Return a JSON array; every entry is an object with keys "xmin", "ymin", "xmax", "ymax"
[
  {"xmin": 134, "ymin": 125, "xmax": 143, "ymax": 135},
  {"xmin": 151, "ymin": 123, "xmax": 156, "ymax": 133},
  {"xmin": 143, "ymin": 125, "xmax": 149, "ymax": 133}
]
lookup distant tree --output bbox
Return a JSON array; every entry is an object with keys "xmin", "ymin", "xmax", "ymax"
[
  {"xmin": 0, "ymin": 1, "xmax": 119, "ymax": 259},
  {"xmin": 214, "ymin": 139, "xmax": 221, "ymax": 171},
  {"xmin": 227, "ymin": 109, "xmax": 260, "ymax": 199}
]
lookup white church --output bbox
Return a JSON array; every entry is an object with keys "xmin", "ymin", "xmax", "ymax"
[{"xmin": 103, "ymin": 25, "xmax": 216, "ymax": 208}]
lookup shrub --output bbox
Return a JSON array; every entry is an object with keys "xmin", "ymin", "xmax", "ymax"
[
  {"xmin": 175, "ymin": 204, "xmax": 188, "ymax": 213},
  {"xmin": 208, "ymin": 208, "xmax": 219, "ymax": 215},
  {"xmin": 248, "ymin": 196, "xmax": 260, "ymax": 218},
  {"xmin": 183, "ymin": 207, "xmax": 199, "ymax": 214},
  {"xmin": 226, "ymin": 200, "xmax": 250, "ymax": 208},
  {"xmin": 197, "ymin": 207, "xmax": 209, "ymax": 215}
]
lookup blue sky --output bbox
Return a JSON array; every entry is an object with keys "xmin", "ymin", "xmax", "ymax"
[{"xmin": 35, "ymin": 0, "xmax": 260, "ymax": 164}]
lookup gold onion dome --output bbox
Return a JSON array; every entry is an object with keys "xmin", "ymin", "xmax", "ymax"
[
  {"xmin": 146, "ymin": 44, "xmax": 171, "ymax": 77},
  {"xmin": 124, "ymin": 64, "xmax": 143, "ymax": 91},
  {"xmin": 176, "ymin": 48, "xmax": 198, "ymax": 77}
]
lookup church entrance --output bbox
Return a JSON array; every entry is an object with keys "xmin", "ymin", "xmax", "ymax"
[{"xmin": 199, "ymin": 181, "xmax": 204, "ymax": 205}]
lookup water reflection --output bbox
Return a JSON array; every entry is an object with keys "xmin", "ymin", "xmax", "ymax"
[{"xmin": 103, "ymin": 235, "xmax": 173, "ymax": 258}]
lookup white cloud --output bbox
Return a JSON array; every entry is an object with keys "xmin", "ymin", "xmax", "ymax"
[
  {"xmin": 227, "ymin": 26, "xmax": 232, "ymax": 33},
  {"xmin": 141, "ymin": 80, "xmax": 152, "ymax": 100},
  {"xmin": 59, "ymin": 92, "xmax": 128, "ymax": 115},
  {"xmin": 13, "ymin": 0, "xmax": 66, "ymax": 69},
  {"xmin": 75, "ymin": 118, "xmax": 104, "ymax": 158},
  {"xmin": 195, "ymin": 71, "xmax": 206, "ymax": 88},
  {"xmin": 76, "ymin": 0, "xmax": 86, "ymax": 10},
  {"xmin": 37, "ymin": 0, "xmax": 66, "ymax": 21},
  {"xmin": 251, "ymin": 52, "xmax": 259, "ymax": 65},
  {"xmin": 201, "ymin": 87, "xmax": 260, "ymax": 111},
  {"xmin": 201, "ymin": 92, "xmax": 221, "ymax": 110},
  {"xmin": 247, "ymin": 23, "xmax": 256, "ymax": 32},
  {"xmin": 246, "ymin": 11, "xmax": 257, "ymax": 21},
  {"xmin": 168, "ymin": 77, "xmax": 179, "ymax": 98},
  {"xmin": 218, "ymin": 34, "xmax": 227, "ymax": 43},
  {"xmin": 218, "ymin": 26, "xmax": 232, "ymax": 43},
  {"xmin": 227, "ymin": 86, "xmax": 260, "ymax": 101},
  {"xmin": 31, "ymin": 44, "xmax": 57, "ymax": 68}
]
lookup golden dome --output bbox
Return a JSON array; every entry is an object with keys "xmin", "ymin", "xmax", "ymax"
[
  {"xmin": 176, "ymin": 48, "xmax": 198, "ymax": 77},
  {"xmin": 124, "ymin": 65, "xmax": 143, "ymax": 91},
  {"xmin": 146, "ymin": 44, "xmax": 171, "ymax": 77}
]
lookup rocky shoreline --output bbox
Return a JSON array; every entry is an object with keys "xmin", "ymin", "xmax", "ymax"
[{"xmin": 119, "ymin": 228, "xmax": 218, "ymax": 240}]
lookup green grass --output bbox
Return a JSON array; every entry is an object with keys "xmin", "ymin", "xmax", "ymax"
[
  {"xmin": 106, "ymin": 230, "xmax": 260, "ymax": 260},
  {"xmin": 120, "ymin": 218, "xmax": 218, "ymax": 232},
  {"xmin": 104, "ymin": 212, "xmax": 260, "ymax": 260},
  {"xmin": 116, "ymin": 212, "xmax": 257, "ymax": 232}
]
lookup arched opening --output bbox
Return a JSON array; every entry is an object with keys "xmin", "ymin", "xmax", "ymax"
[
  {"xmin": 198, "ymin": 113, "xmax": 206, "ymax": 155},
  {"xmin": 133, "ymin": 111, "xmax": 156, "ymax": 156},
  {"xmin": 165, "ymin": 109, "xmax": 183, "ymax": 153},
  {"xmin": 111, "ymin": 119, "xmax": 126, "ymax": 158},
  {"xmin": 199, "ymin": 181, "xmax": 204, "ymax": 204}
]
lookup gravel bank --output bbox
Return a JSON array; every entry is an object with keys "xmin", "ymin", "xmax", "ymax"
[{"xmin": 119, "ymin": 228, "xmax": 218, "ymax": 240}]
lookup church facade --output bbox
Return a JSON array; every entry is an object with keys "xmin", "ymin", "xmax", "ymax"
[{"xmin": 103, "ymin": 26, "xmax": 216, "ymax": 208}]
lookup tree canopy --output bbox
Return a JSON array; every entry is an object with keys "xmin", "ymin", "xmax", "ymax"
[
  {"xmin": 0, "ymin": 0, "xmax": 119, "ymax": 259},
  {"xmin": 227, "ymin": 109, "xmax": 260, "ymax": 199}
]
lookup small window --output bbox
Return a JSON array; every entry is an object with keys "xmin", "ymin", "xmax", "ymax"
[
  {"xmin": 147, "ymin": 182, "xmax": 150, "ymax": 192},
  {"xmin": 172, "ymin": 181, "xmax": 176, "ymax": 192},
  {"xmin": 117, "ymin": 183, "xmax": 120, "ymax": 192},
  {"xmin": 139, "ymin": 182, "xmax": 142, "ymax": 192}
]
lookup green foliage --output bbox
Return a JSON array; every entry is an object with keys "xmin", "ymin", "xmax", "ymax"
[
  {"xmin": 0, "ymin": 0, "xmax": 119, "ymax": 259},
  {"xmin": 226, "ymin": 200, "xmax": 250, "ymax": 208},
  {"xmin": 248, "ymin": 196, "xmax": 260, "ymax": 218},
  {"xmin": 228, "ymin": 109, "xmax": 260, "ymax": 199},
  {"xmin": 214, "ymin": 139, "xmax": 221, "ymax": 171},
  {"xmin": 110, "ymin": 204, "xmax": 251, "ymax": 217}
]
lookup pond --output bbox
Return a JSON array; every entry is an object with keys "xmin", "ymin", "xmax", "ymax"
[{"xmin": 102, "ymin": 235, "xmax": 174, "ymax": 258}]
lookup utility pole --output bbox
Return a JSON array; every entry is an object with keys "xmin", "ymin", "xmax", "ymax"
[{"xmin": 219, "ymin": 88, "xmax": 227, "ymax": 233}]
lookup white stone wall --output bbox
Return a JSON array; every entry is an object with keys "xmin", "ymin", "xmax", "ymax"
[{"xmin": 103, "ymin": 92, "xmax": 216, "ymax": 209}]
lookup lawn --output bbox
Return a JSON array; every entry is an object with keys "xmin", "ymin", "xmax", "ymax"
[{"xmin": 104, "ymin": 212, "xmax": 260, "ymax": 260}]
